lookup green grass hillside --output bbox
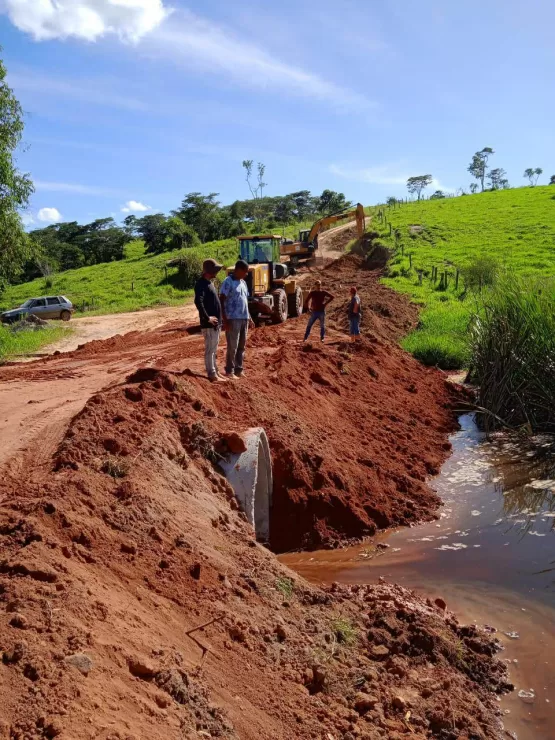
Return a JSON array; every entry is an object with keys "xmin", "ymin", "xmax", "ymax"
[
  {"xmin": 0, "ymin": 238, "xmax": 238, "ymax": 317},
  {"xmin": 1, "ymin": 221, "xmax": 315, "ymax": 318},
  {"xmin": 375, "ymin": 186, "xmax": 555, "ymax": 368}
]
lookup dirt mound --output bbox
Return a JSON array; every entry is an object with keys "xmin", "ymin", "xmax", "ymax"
[{"xmin": 0, "ymin": 366, "xmax": 509, "ymax": 739}]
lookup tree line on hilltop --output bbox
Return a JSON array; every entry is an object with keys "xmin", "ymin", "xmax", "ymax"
[
  {"xmin": 395, "ymin": 148, "xmax": 554, "ymax": 203},
  {"xmin": 20, "ymin": 187, "xmax": 351, "ymax": 284}
]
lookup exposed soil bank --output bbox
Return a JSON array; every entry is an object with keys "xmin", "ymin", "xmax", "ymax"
[
  {"xmin": 0, "ymin": 366, "xmax": 510, "ymax": 739},
  {"xmin": 0, "ymin": 254, "xmax": 463, "ymax": 553},
  {"xmin": 0, "ymin": 251, "xmax": 509, "ymax": 738}
]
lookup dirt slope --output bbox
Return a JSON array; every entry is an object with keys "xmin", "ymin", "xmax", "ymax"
[
  {"xmin": 0, "ymin": 246, "xmax": 510, "ymax": 739},
  {"xmin": 0, "ymin": 367, "xmax": 510, "ymax": 740}
]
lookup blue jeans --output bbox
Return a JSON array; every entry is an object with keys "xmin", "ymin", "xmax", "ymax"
[
  {"xmin": 349, "ymin": 315, "xmax": 361, "ymax": 336},
  {"xmin": 304, "ymin": 310, "xmax": 326, "ymax": 341},
  {"xmin": 225, "ymin": 319, "xmax": 248, "ymax": 375}
]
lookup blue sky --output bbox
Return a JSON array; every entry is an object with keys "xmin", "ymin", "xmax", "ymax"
[{"xmin": 1, "ymin": 0, "xmax": 554, "ymax": 228}]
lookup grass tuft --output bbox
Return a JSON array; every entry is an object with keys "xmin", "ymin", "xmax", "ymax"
[
  {"xmin": 275, "ymin": 576, "xmax": 295, "ymax": 599},
  {"xmin": 331, "ymin": 617, "xmax": 358, "ymax": 646}
]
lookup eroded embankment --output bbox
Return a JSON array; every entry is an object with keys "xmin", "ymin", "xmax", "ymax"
[
  {"xmin": 0, "ymin": 364, "xmax": 510, "ymax": 739},
  {"xmin": 0, "ymin": 253, "xmax": 509, "ymax": 739}
]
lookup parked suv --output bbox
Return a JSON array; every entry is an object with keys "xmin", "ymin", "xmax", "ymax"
[{"xmin": 1, "ymin": 296, "xmax": 74, "ymax": 324}]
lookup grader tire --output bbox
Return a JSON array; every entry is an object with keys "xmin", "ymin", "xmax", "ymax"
[
  {"xmin": 271, "ymin": 289, "xmax": 288, "ymax": 324},
  {"xmin": 287, "ymin": 286, "xmax": 304, "ymax": 318}
]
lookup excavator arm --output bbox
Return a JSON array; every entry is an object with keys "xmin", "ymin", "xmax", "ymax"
[{"xmin": 306, "ymin": 203, "xmax": 365, "ymax": 243}]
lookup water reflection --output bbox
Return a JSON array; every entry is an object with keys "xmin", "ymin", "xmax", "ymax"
[{"xmin": 281, "ymin": 414, "xmax": 555, "ymax": 740}]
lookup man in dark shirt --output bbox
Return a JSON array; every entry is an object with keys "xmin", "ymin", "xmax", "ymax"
[
  {"xmin": 303, "ymin": 279, "xmax": 334, "ymax": 342},
  {"xmin": 194, "ymin": 258, "xmax": 227, "ymax": 382}
]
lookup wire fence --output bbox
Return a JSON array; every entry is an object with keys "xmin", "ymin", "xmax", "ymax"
[{"xmin": 371, "ymin": 204, "xmax": 465, "ymax": 294}]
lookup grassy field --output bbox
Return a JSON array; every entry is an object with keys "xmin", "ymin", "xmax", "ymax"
[
  {"xmin": 0, "ymin": 238, "xmax": 238, "ymax": 317},
  {"xmin": 373, "ymin": 186, "xmax": 555, "ymax": 368},
  {"xmin": 0, "ymin": 324, "xmax": 69, "ymax": 363}
]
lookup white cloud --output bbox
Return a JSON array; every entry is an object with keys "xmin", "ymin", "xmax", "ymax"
[
  {"xmin": 143, "ymin": 10, "xmax": 376, "ymax": 112},
  {"xmin": 37, "ymin": 207, "xmax": 62, "ymax": 223},
  {"xmin": 3, "ymin": 2, "xmax": 376, "ymax": 112},
  {"xmin": 35, "ymin": 180, "xmax": 126, "ymax": 197},
  {"xmin": 330, "ymin": 163, "xmax": 410, "ymax": 185},
  {"xmin": 2, "ymin": 0, "xmax": 169, "ymax": 42},
  {"xmin": 121, "ymin": 200, "xmax": 151, "ymax": 213}
]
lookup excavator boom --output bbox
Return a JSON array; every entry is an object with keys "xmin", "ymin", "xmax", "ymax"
[
  {"xmin": 280, "ymin": 203, "xmax": 365, "ymax": 265},
  {"xmin": 307, "ymin": 203, "xmax": 365, "ymax": 242}
]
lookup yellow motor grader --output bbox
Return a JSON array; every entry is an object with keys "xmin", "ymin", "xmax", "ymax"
[{"xmin": 226, "ymin": 235, "xmax": 305, "ymax": 324}]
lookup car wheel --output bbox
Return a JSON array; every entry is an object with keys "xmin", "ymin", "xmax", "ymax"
[{"xmin": 60, "ymin": 310, "xmax": 71, "ymax": 321}]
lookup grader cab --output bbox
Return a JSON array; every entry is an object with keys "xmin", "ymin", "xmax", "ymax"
[{"xmin": 228, "ymin": 235, "xmax": 304, "ymax": 324}]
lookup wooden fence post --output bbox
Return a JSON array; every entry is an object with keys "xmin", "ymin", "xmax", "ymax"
[{"xmin": 409, "ymin": 253, "xmax": 412, "ymax": 268}]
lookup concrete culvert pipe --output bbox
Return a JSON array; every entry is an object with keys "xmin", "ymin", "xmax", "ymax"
[{"xmin": 219, "ymin": 427, "xmax": 272, "ymax": 542}]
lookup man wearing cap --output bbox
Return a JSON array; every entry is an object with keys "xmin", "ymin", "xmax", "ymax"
[
  {"xmin": 304, "ymin": 279, "xmax": 334, "ymax": 343},
  {"xmin": 220, "ymin": 259, "xmax": 253, "ymax": 379},
  {"xmin": 194, "ymin": 258, "xmax": 227, "ymax": 383}
]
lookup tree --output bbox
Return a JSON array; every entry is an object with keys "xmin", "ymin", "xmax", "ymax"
[
  {"xmin": 317, "ymin": 189, "xmax": 351, "ymax": 215},
  {"xmin": 274, "ymin": 197, "xmax": 296, "ymax": 231},
  {"xmin": 487, "ymin": 168, "xmax": 507, "ymax": 190},
  {"xmin": 288, "ymin": 190, "xmax": 313, "ymax": 221},
  {"xmin": 0, "ymin": 51, "xmax": 35, "ymax": 292},
  {"xmin": 550, "ymin": 175, "xmax": 555, "ymax": 185},
  {"xmin": 524, "ymin": 167, "xmax": 542, "ymax": 186},
  {"xmin": 500, "ymin": 179, "xmax": 510, "ymax": 190},
  {"xmin": 123, "ymin": 214, "xmax": 140, "ymax": 237},
  {"xmin": 469, "ymin": 183, "xmax": 478, "ymax": 194},
  {"xmin": 172, "ymin": 192, "xmax": 220, "ymax": 243},
  {"xmin": 468, "ymin": 147, "xmax": 494, "ymax": 192},
  {"xmin": 76, "ymin": 218, "xmax": 128, "ymax": 263},
  {"xmin": 242, "ymin": 160, "xmax": 266, "ymax": 229},
  {"xmin": 136, "ymin": 214, "xmax": 169, "ymax": 254},
  {"xmin": 430, "ymin": 190, "xmax": 445, "ymax": 199},
  {"xmin": 165, "ymin": 217, "xmax": 200, "ymax": 251},
  {"xmin": 386, "ymin": 196, "xmax": 398, "ymax": 207},
  {"xmin": 406, "ymin": 175, "xmax": 433, "ymax": 201}
]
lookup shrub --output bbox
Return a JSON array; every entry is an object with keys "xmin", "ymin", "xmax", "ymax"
[
  {"xmin": 170, "ymin": 252, "xmax": 203, "ymax": 290},
  {"xmin": 468, "ymin": 275, "xmax": 555, "ymax": 432},
  {"xmin": 460, "ymin": 256, "xmax": 499, "ymax": 292}
]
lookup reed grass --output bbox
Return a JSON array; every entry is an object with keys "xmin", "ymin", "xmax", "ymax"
[{"xmin": 468, "ymin": 274, "xmax": 555, "ymax": 432}]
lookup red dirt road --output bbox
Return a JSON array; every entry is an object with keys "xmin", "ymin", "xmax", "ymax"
[
  {"xmin": 0, "ymin": 250, "xmax": 510, "ymax": 739},
  {"xmin": 1, "ymin": 253, "xmax": 460, "ymax": 549}
]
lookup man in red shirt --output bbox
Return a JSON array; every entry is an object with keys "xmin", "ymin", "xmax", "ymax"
[{"xmin": 303, "ymin": 280, "xmax": 335, "ymax": 342}]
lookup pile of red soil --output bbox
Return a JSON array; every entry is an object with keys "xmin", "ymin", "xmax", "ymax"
[{"xmin": 0, "ymin": 365, "xmax": 510, "ymax": 739}]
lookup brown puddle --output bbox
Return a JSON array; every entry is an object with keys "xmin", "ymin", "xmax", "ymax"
[{"xmin": 281, "ymin": 414, "xmax": 555, "ymax": 740}]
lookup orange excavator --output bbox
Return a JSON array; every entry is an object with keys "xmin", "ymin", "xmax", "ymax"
[{"xmin": 280, "ymin": 203, "xmax": 365, "ymax": 267}]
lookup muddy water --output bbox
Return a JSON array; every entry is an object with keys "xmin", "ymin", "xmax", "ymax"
[{"xmin": 281, "ymin": 415, "xmax": 555, "ymax": 740}]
